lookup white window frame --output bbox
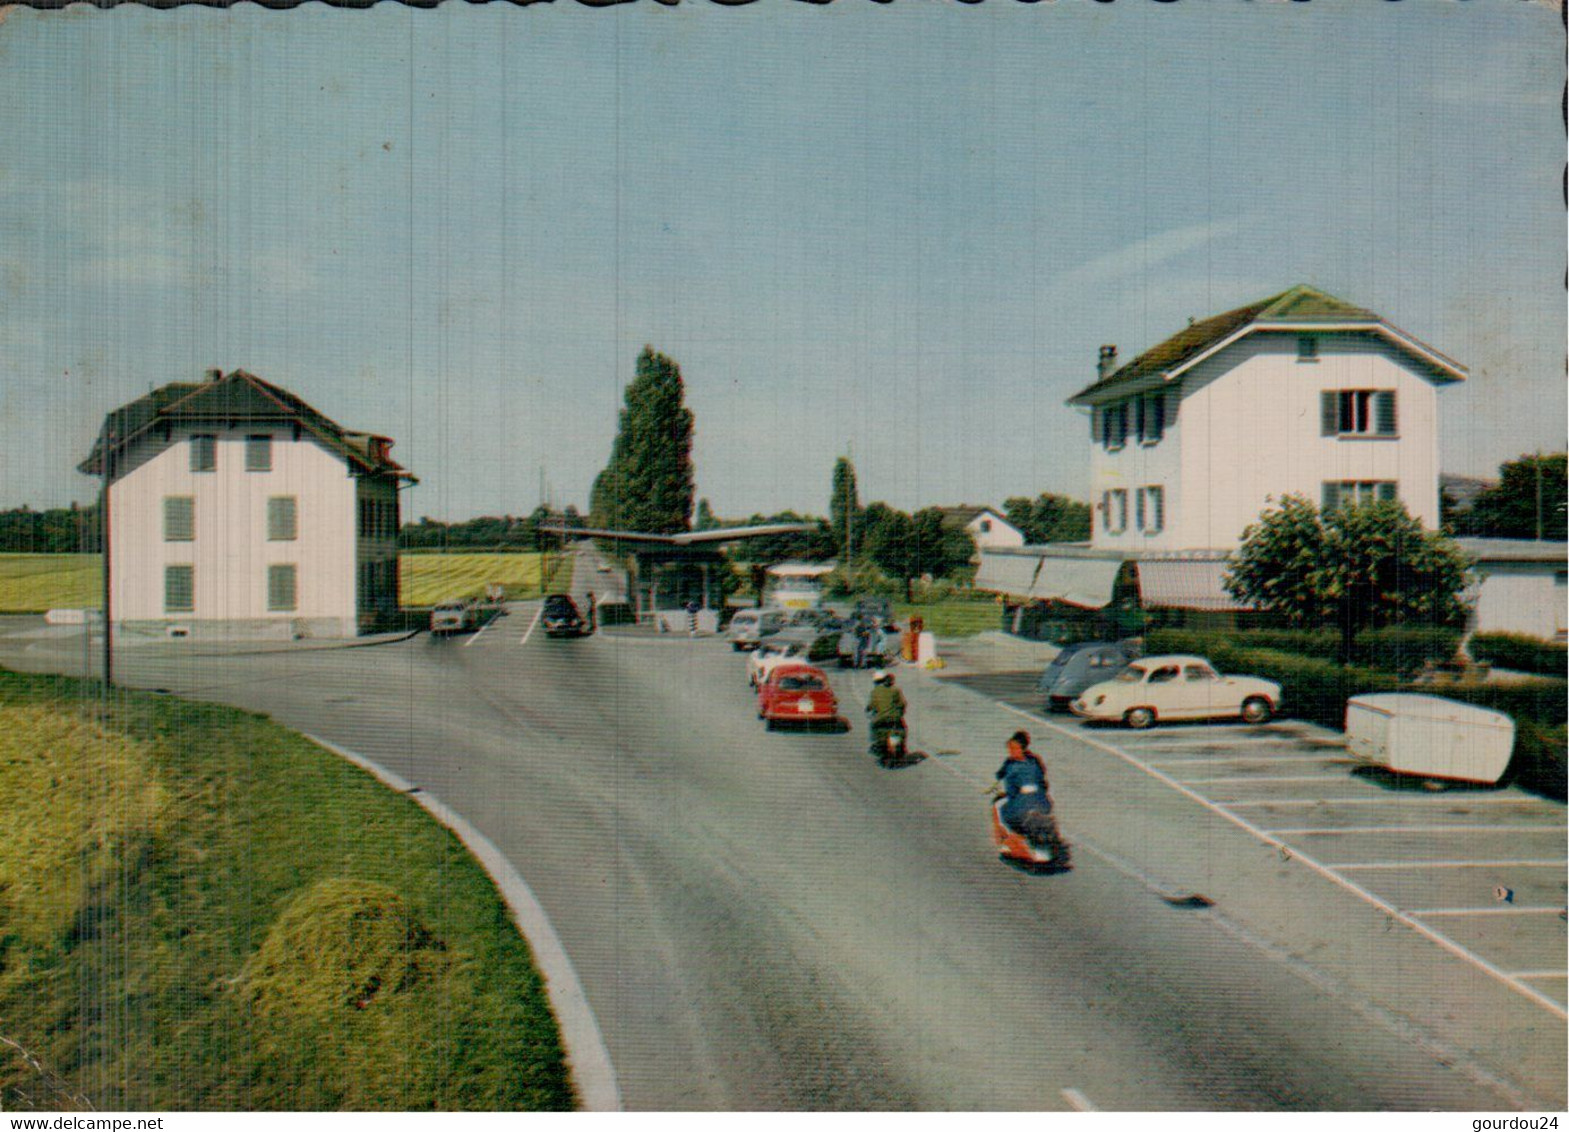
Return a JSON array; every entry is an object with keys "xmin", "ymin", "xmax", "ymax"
[
  {"xmin": 1136, "ymin": 486, "xmax": 1165, "ymax": 535},
  {"xmin": 1323, "ymin": 481, "xmax": 1398, "ymax": 510}
]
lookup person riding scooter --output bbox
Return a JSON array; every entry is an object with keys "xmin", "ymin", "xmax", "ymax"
[
  {"xmin": 865, "ymin": 670, "xmax": 908, "ymax": 761},
  {"xmin": 988, "ymin": 730, "xmax": 1071, "ymax": 868}
]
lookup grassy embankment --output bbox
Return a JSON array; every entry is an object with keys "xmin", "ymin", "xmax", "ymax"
[
  {"xmin": 0, "ymin": 669, "xmax": 575, "ymax": 1111},
  {"xmin": 892, "ymin": 596, "xmax": 1002, "ymax": 639},
  {"xmin": 0, "ymin": 552, "xmax": 569, "ymax": 614}
]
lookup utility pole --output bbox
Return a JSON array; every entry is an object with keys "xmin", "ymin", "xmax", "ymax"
[{"xmin": 100, "ymin": 441, "xmax": 113, "ymax": 688}]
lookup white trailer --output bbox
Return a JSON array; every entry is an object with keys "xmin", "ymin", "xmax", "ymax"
[{"xmin": 1344, "ymin": 693, "xmax": 1515, "ymax": 785}]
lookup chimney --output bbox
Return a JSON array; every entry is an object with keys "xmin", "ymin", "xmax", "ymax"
[
  {"xmin": 205, "ymin": 368, "xmax": 223, "ymax": 382},
  {"xmin": 1097, "ymin": 345, "xmax": 1118, "ymax": 381}
]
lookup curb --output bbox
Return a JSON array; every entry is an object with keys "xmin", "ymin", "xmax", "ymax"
[{"xmin": 302, "ymin": 734, "xmax": 622, "ymax": 1112}]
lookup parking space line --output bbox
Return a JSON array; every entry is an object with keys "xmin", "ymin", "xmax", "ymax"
[
  {"xmin": 463, "ymin": 613, "xmax": 499, "ymax": 648},
  {"xmin": 1411, "ymin": 907, "xmax": 1567, "ymax": 917},
  {"xmin": 1512, "ymin": 971, "xmax": 1569, "ymax": 980},
  {"xmin": 993, "ymin": 700, "xmax": 1569, "ymax": 1020},
  {"xmin": 1270, "ymin": 825, "xmax": 1568, "ymax": 836},
  {"xmin": 1223, "ymin": 796, "xmax": 1549, "ymax": 808},
  {"xmin": 518, "ymin": 605, "xmax": 543, "ymax": 646},
  {"xmin": 1061, "ymin": 1088, "xmax": 1097, "ymax": 1111},
  {"xmin": 1150, "ymin": 754, "xmax": 1350, "ymax": 768},
  {"xmin": 1329, "ymin": 859, "xmax": 1566, "ymax": 871},
  {"xmin": 1178, "ymin": 774, "xmax": 1353, "ymax": 786}
]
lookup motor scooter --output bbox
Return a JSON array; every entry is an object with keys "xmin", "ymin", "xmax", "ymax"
[
  {"xmin": 870, "ymin": 719, "xmax": 912, "ymax": 767},
  {"xmin": 989, "ymin": 792, "xmax": 1072, "ymax": 873}
]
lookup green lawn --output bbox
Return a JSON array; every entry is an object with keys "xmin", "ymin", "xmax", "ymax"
[
  {"xmin": 893, "ymin": 597, "xmax": 1004, "ymax": 638},
  {"xmin": 0, "ymin": 669, "xmax": 575, "ymax": 1111},
  {"xmin": 0, "ymin": 553, "xmax": 101, "ymax": 612}
]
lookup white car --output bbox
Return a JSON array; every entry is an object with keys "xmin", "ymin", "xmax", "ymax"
[
  {"xmin": 746, "ymin": 636, "xmax": 813, "ymax": 688},
  {"xmin": 1070, "ymin": 654, "xmax": 1282, "ymax": 729},
  {"xmin": 726, "ymin": 608, "xmax": 788, "ymax": 652}
]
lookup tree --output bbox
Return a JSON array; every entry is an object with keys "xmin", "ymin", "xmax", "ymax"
[
  {"xmin": 1003, "ymin": 493, "xmax": 1092, "ymax": 544},
  {"xmin": 589, "ymin": 346, "xmax": 696, "ymax": 534},
  {"xmin": 694, "ymin": 499, "xmax": 719, "ymax": 531},
  {"xmin": 829, "ymin": 457, "xmax": 862, "ymax": 561},
  {"xmin": 1458, "ymin": 453, "xmax": 1567, "ymax": 541},
  {"xmin": 1226, "ymin": 495, "xmax": 1471, "ymax": 657}
]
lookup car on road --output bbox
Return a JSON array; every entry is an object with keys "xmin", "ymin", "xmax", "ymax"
[
  {"xmin": 746, "ymin": 632, "xmax": 822, "ymax": 687},
  {"xmin": 727, "ymin": 608, "xmax": 788, "ymax": 652},
  {"xmin": 541, "ymin": 593, "xmax": 590, "ymax": 638},
  {"xmin": 1038, "ymin": 641, "xmax": 1139, "ymax": 712},
  {"xmin": 1071, "ymin": 654, "xmax": 1281, "ymax": 728},
  {"xmin": 431, "ymin": 599, "xmax": 480, "ymax": 635},
  {"xmin": 756, "ymin": 663, "xmax": 843, "ymax": 731}
]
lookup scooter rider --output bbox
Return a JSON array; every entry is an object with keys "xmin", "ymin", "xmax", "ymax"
[
  {"xmin": 865, "ymin": 670, "xmax": 907, "ymax": 755},
  {"xmin": 989, "ymin": 730, "xmax": 1070, "ymax": 863}
]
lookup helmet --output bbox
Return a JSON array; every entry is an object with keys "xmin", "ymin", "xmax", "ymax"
[{"xmin": 873, "ymin": 670, "xmax": 892, "ymax": 684}]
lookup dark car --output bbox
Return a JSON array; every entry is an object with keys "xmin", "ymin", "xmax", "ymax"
[
  {"xmin": 541, "ymin": 593, "xmax": 589, "ymax": 638},
  {"xmin": 1037, "ymin": 641, "xmax": 1139, "ymax": 711}
]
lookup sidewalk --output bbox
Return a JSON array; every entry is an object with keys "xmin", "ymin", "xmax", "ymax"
[{"xmin": 917, "ymin": 629, "xmax": 1059, "ymax": 679}]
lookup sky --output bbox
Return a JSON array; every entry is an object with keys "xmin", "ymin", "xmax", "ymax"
[{"xmin": 0, "ymin": 1, "xmax": 1562, "ymax": 522}]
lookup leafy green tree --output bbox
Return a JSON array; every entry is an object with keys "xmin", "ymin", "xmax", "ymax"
[
  {"xmin": 1226, "ymin": 495, "xmax": 1471, "ymax": 658},
  {"xmin": 829, "ymin": 457, "xmax": 862, "ymax": 560},
  {"xmin": 589, "ymin": 347, "xmax": 696, "ymax": 534},
  {"xmin": 1003, "ymin": 493, "xmax": 1092, "ymax": 544},
  {"xmin": 1458, "ymin": 453, "xmax": 1567, "ymax": 541},
  {"xmin": 724, "ymin": 512, "xmax": 833, "ymax": 564}
]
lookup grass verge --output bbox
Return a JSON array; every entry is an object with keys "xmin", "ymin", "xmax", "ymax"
[
  {"xmin": 893, "ymin": 597, "xmax": 1002, "ymax": 638},
  {"xmin": 0, "ymin": 668, "xmax": 575, "ymax": 1111}
]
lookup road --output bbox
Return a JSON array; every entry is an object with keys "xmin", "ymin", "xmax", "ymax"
[{"xmin": 0, "ymin": 569, "xmax": 1562, "ymax": 1110}]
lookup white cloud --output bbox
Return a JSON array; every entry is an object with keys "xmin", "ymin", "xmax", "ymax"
[{"xmin": 1052, "ymin": 214, "xmax": 1253, "ymax": 294}]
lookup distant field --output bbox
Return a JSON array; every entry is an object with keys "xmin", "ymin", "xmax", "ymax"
[
  {"xmin": 399, "ymin": 551, "xmax": 564, "ymax": 607},
  {"xmin": 0, "ymin": 552, "xmax": 565, "ymax": 613},
  {"xmin": 0, "ymin": 554, "xmax": 102, "ymax": 612}
]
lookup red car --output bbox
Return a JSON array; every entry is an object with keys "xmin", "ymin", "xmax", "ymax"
[{"xmin": 756, "ymin": 664, "xmax": 842, "ymax": 731}]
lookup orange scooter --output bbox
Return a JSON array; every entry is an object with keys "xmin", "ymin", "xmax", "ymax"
[{"xmin": 988, "ymin": 790, "xmax": 1072, "ymax": 873}]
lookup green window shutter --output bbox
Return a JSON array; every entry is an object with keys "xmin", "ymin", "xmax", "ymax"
[
  {"xmin": 189, "ymin": 435, "xmax": 216, "ymax": 472},
  {"xmin": 1376, "ymin": 482, "xmax": 1397, "ymax": 502},
  {"xmin": 1374, "ymin": 390, "xmax": 1397, "ymax": 435},
  {"xmin": 267, "ymin": 564, "xmax": 297, "ymax": 612},
  {"xmin": 1321, "ymin": 482, "xmax": 1341, "ymax": 511},
  {"xmin": 1320, "ymin": 392, "xmax": 1339, "ymax": 436},
  {"xmin": 1135, "ymin": 489, "xmax": 1146, "ymax": 531},
  {"xmin": 1151, "ymin": 487, "xmax": 1165, "ymax": 532},
  {"xmin": 163, "ymin": 496, "xmax": 194, "ymax": 542},
  {"xmin": 165, "ymin": 565, "xmax": 194, "ymax": 613},
  {"xmin": 268, "ymin": 496, "xmax": 297, "ymax": 541},
  {"xmin": 1148, "ymin": 395, "xmax": 1165, "ymax": 442},
  {"xmin": 246, "ymin": 435, "xmax": 272, "ymax": 472}
]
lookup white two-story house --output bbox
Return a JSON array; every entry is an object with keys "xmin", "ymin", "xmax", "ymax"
[
  {"xmin": 1067, "ymin": 284, "xmax": 1466, "ymax": 552},
  {"xmin": 79, "ymin": 369, "xmax": 415, "ymax": 638},
  {"xmin": 976, "ymin": 286, "xmax": 1468, "ymax": 620}
]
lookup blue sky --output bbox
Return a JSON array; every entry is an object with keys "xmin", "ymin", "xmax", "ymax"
[{"xmin": 1, "ymin": 1, "xmax": 1561, "ymax": 521}]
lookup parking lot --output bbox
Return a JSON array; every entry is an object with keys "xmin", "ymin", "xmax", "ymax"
[{"xmin": 937, "ymin": 647, "xmax": 1568, "ymax": 1018}]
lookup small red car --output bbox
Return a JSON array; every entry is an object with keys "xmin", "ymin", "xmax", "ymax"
[{"xmin": 756, "ymin": 663, "xmax": 842, "ymax": 731}]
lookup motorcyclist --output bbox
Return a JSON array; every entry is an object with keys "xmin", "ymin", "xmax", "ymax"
[
  {"xmin": 865, "ymin": 670, "xmax": 907, "ymax": 756},
  {"xmin": 988, "ymin": 730, "xmax": 1070, "ymax": 865}
]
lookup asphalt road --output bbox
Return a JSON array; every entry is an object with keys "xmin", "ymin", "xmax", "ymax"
[{"xmin": 1, "ymin": 581, "xmax": 1562, "ymax": 1109}]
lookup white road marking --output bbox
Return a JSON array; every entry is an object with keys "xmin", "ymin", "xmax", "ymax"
[
  {"xmin": 1150, "ymin": 754, "xmax": 1350, "ymax": 768},
  {"xmin": 518, "ymin": 605, "xmax": 543, "ymax": 646},
  {"xmin": 1223, "ymin": 796, "xmax": 1547, "ymax": 808},
  {"xmin": 994, "ymin": 700, "xmax": 1569, "ymax": 1020},
  {"xmin": 1329, "ymin": 859, "xmax": 1566, "ymax": 871},
  {"xmin": 1060, "ymin": 1088, "xmax": 1097, "ymax": 1111},
  {"xmin": 463, "ymin": 612, "xmax": 499, "ymax": 648},
  {"xmin": 1270, "ymin": 825, "xmax": 1567, "ymax": 836},
  {"xmin": 1178, "ymin": 774, "xmax": 1350, "ymax": 786},
  {"xmin": 1411, "ymin": 907, "xmax": 1567, "ymax": 917}
]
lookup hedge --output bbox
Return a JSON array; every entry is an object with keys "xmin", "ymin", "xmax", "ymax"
[
  {"xmin": 1469, "ymin": 632, "xmax": 1568, "ymax": 678},
  {"xmin": 1144, "ymin": 632, "xmax": 1566, "ymax": 799},
  {"xmin": 1351, "ymin": 626, "xmax": 1463, "ymax": 677},
  {"xmin": 1145, "ymin": 627, "xmax": 1459, "ymax": 674}
]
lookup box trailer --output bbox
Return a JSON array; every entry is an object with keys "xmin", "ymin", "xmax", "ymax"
[{"xmin": 1344, "ymin": 693, "xmax": 1515, "ymax": 785}]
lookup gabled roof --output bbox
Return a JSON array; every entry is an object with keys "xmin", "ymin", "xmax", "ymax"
[
  {"xmin": 935, "ymin": 504, "xmax": 1008, "ymax": 530},
  {"xmin": 79, "ymin": 370, "xmax": 415, "ymax": 481},
  {"xmin": 1067, "ymin": 284, "xmax": 1465, "ymax": 404}
]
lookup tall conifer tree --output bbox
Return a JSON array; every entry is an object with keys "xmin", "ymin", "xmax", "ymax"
[{"xmin": 590, "ymin": 347, "xmax": 696, "ymax": 534}]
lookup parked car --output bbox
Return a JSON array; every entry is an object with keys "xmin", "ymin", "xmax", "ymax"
[
  {"xmin": 1038, "ymin": 641, "xmax": 1139, "ymax": 712},
  {"xmin": 431, "ymin": 599, "xmax": 479, "ymax": 635},
  {"xmin": 746, "ymin": 631, "xmax": 820, "ymax": 687},
  {"xmin": 756, "ymin": 663, "xmax": 843, "ymax": 731},
  {"xmin": 541, "ymin": 593, "xmax": 589, "ymax": 638},
  {"xmin": 1070, "ymin": 655, "xmax": 1281, "ymax": 729},
  {"xmin": 852, "ymin": 596, "xmax": 893, "ymax": 622},
  {"xmin": 726, "ymin": 608, "xmax": 788, "ymax": 652}
]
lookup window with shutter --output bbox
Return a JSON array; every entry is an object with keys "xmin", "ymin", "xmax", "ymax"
[
  {"xmin": 189, "ymin": 435, "xmax": 216, "ymax": 472},
  {"xmin": 268, "ymin": 564, "xmax": 297, "ymax": 611},
  {"xmin": 165, "ymin": 565, "xmax": 194, "ymax": 613},
  {"xmin": 1148, "ymin": 486, "xmax": 1165, "ymax": 533},
  {"xmin": 163, "ymin": 496, "xmax": 194, "ymax": 542},
  {"xmin": 246, "ymin": 434, "xmax": 273, "ymax": 472},
  {"xmin": 1322, "ymin": 482, "xmax": 1341, "ymax": 511},
  {"xmin": 268, "ymin": 497, "xmax": 298, "ymax": 541},
  {"xmin": 1135, "ymin": 489, "xmax": 1146, "ymax": 531},
  {"xmin": 1145, "ymin": 394, "xmax": 1164, "ymax": 443},
  {"xmin": 1321, "ymin": 391, "xmax": 1339, "ymax": 436},
  {"xmin": 1374, "ymin": 390, "xmax": 1397, "ymax": 435},
  {"xmin": 1376, "ymin": 482, "xmax": 1397, "ymax": 502}
]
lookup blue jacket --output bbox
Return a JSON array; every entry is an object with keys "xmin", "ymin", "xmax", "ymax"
[{"xmin": 995, "ymin": 753, "xmax": 1050, "ymax": 830}]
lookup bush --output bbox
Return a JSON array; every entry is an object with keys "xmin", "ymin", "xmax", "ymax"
[
  {"xmin": 1146, "ymin": 628, "xmax": 1340, "ymax": 661},
  {"xmin": 1469, "ymin": 632, "xmax": 1568, "ymax": 678},
  {"xmin": 1351, "ymin": 626, "xmax": 1463, "ymax": 677}
]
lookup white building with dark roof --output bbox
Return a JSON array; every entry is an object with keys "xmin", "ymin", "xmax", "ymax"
[{"xmin": 79, "ymin": 369, "xmax": 415, "ymax": 638}]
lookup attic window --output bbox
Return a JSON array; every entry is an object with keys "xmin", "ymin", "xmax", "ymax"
[{"xmin": 1297, "ymin": 336, "xmax": 1319, "ymax": 361}]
